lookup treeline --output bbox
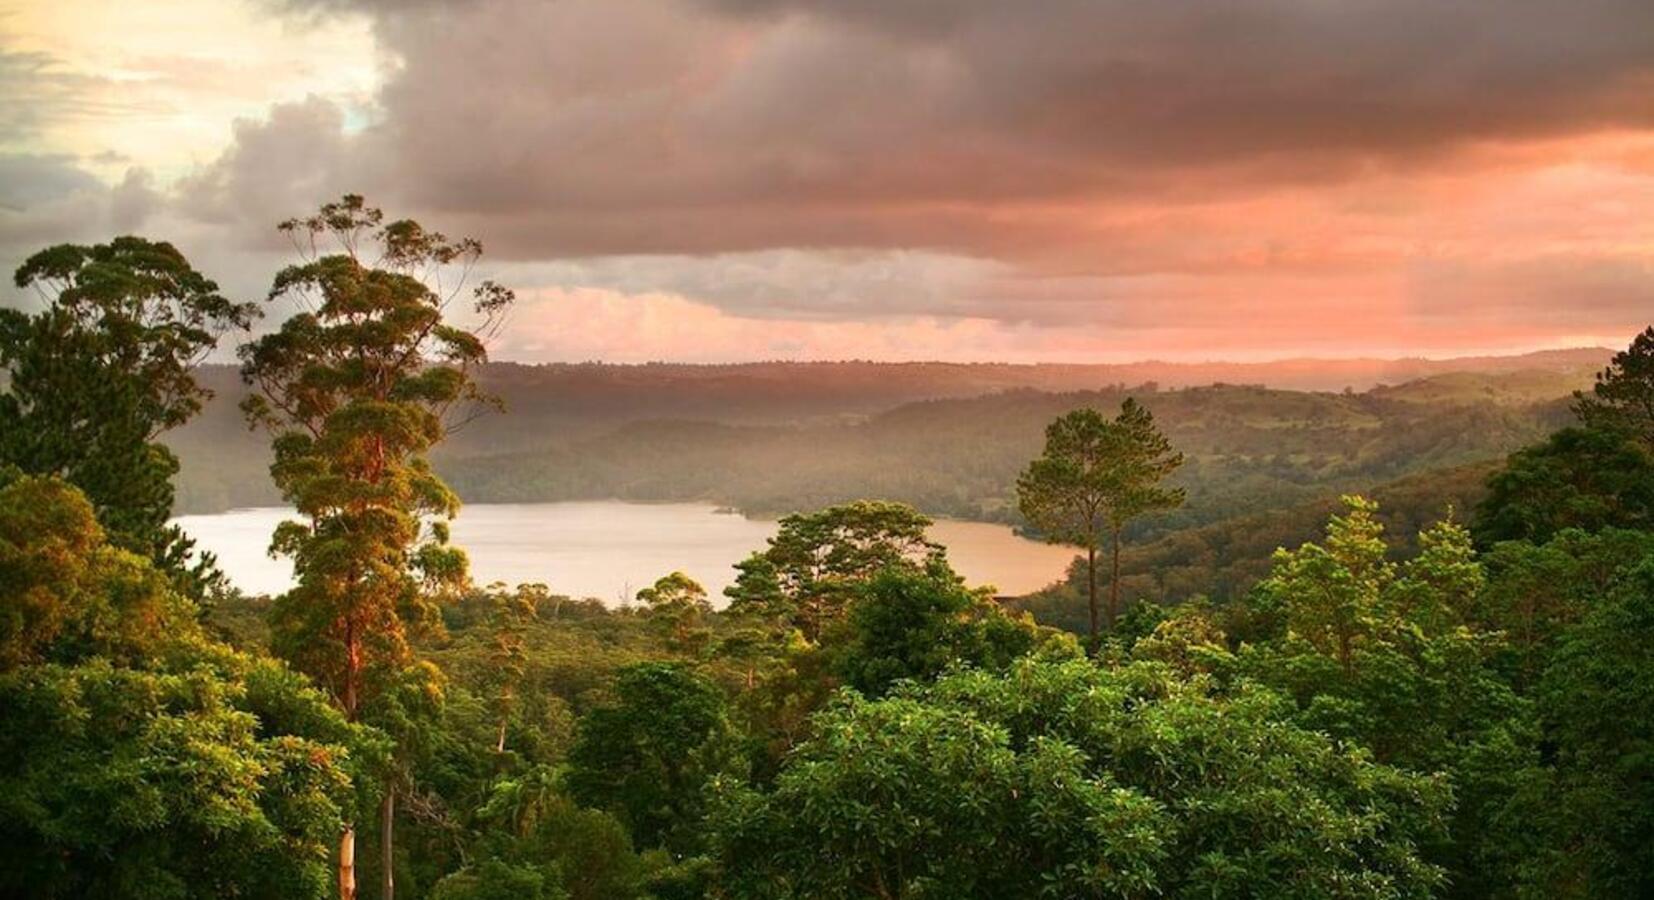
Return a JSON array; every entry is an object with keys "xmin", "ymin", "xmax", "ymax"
[
  {"xmin": 439, "ymin": 379, "xmax": 1573, "ymax": 533},
  {"xmin": 1016, "ymin": 459, "xmax": 1499, "ymax": 632},
  {"xmin": 6, "ymin": 200, "xmax": 1654, "ymax": 899},
  {"xmin": 167, "ymin": 359, "xmax": 1588, "ymax": 521}
]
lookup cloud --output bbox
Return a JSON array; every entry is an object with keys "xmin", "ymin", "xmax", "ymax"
[
  {"xmin": 270, "ymin": 0, "xmax": 1654, "ymax": 253},
  {"xmin": 177, "ymin": 96, "xmax": 356, "ymax": 243},
  {"xmin": 494, "ymin": 285, "xmax": 1132, "ymax": 364},
  {"xmin": 0, "ymin": 156, "xmax": 159, "ymax": 254},
  {"xmin": 0, "ymin": 47, "xmax": 138, "ymax": 148},
  {"xmin": 7, "ymin": 0, "xmax": 1654, "ymax": 359},
  {"xmin": 493, "ymin": 279, "xmax": 1642, "ymax": 365}
]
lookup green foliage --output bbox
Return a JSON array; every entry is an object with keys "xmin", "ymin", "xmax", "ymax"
[
  {"xmin": 1477, "ymin": 528, "xmax": 1654, "ymax": 685},
  {"xmin": 1016, "ymin": 461, "xmax": 1496, "ymax": 635},
  {"xmin": 829, "ymin": 567, "xmax": 1045, "ymax": 697},
  {"xmin": 1, "ymin": 237, "xmax": 256, "ymax": 599},
  {"xmin": 1254, "ymin": 496, "xmax": 1395, "ymax": 673},
  {"xmin": 0, "ymin": 474, "xmax": 193, "ymax": 668},
  {"xmin": 240, "ymin": 195, "xmax": 513, "ymax": 721},
  {"xmin": 1018, "ymin": 399, "xmax": 1184, "ymax": 642},
  {"xmin": 20, "ymin": 262, "xmax": 1654, "ymax": 900},
  {"xmin": 636, "ymin": 571, "xmax": 713, "ymax": 653},
  {"xmin": 0, "ymin": 652, "xmax": 363, "ymax": 900},
  {"xmin": 238, "ymin": 195, "xmax": 516, "ymax": 898},
  {"xmin": 440, "ymin": 784, "xmax": 642, "ymax": 900},
  {"xmin": 1573, "ymin": 325, "xmax": 1654, "ymax": 447},
  {"xmin": 0, "ymin": 477, "xmax": 363, "ymax": 900},
  {"xmin": 474, "ymin": 583, "xmax": 536, "ymax": 753},
  {"xmin": 1017, "ymin": 406, "xmax": 1127, "ymax": 549},
  {"xmin": 565, "ymin": 662, "xmax": 745, "ymax": 856},
  {"xmin": 726, "ymin": 500, "xmax": 953, "ymax": 641},
  {"xmin": 1233, "ymin": 498, "xmax": 1542, "ymax": 895},
  {"xmin": 1472, "ymin": 426, "xmax": 1654, "ymax": 545},
  {"xmin": 430, "ymin": 859, "xmax": 564, "ymax": 900},
  {"xmin": 1534, "ymin": 558, "xmax": 1654, "ymax": 896},
  {"xmin": 714, "ymin": 657, "xmax": 1447, "ymax": 899},
  {"xmin": 1129, "ymin": 602, "xmax": 1234, "ymax": 676}
]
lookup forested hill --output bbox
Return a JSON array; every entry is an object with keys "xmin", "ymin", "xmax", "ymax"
[
  {"xmin": 197, "ymin": 348, "xmax": 1607, "ymax": 435},
  {"xmin": 171, "ymin": 355, "xmax": 1592, "ymax": 528},
  {"xmin": 438, "ymin": 348, "xmax": 1607, "ymax": 415},
  {"xmin": 449, "ymin": 375, "xmax": 1575, "ymax": 528},
  {"xmin": 1012, "ymin": 459, "xmax": 1500, "ymax": 631}
]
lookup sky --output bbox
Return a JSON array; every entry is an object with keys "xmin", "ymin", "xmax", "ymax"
[{"xmin": 2, "ymin": 0, "xmax": 1652, "ymax": 363}]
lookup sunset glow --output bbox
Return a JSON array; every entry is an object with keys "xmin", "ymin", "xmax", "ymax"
[{"xmin": 3, "ymin": 0, "xmax": 1652, "ymax": 361}]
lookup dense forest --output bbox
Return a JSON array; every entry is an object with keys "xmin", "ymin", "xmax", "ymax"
[{"xmin": 5, "ymin": 201, "xmax": 1654, "ymax": 899}]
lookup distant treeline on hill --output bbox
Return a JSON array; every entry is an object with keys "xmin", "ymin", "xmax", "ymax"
[{"xmin": 171, "ymin": 355, "xmax": 1588, "ymax": 528}]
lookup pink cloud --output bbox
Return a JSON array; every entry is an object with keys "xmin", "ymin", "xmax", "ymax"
[{"xmin": 492, "ymin": 285, "xmax": 1634, "ymax": 364}]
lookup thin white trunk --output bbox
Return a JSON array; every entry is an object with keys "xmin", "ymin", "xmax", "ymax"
[{"xmin": 339, "ymin": 827, "xmax": 356, "ymax": 900}]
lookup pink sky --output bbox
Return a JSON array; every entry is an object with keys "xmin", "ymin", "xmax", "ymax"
[{"xmin": 2, "ymin": 0, "xmax": 1651, "ymax": 362}]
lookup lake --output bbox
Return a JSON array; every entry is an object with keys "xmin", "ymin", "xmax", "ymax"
[{"xmin": 172, "ymin": 501, "xmax": 1077, "ymax": 602}]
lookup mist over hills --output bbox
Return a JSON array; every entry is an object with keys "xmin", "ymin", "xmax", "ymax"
[{"xmin": 170, "ymin": 348, "xmax": 1603, "ymax": 521}]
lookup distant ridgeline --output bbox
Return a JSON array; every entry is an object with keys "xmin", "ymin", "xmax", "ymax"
[{"xmin": 172, "ymin": 353, "xmax": 1594, "ymax": 597}]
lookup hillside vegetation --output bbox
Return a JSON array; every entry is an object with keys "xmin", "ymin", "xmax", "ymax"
[
  {"xmin": 1013, "ymin": 459, "xmax": 1499, "ymax": 631},
  {"xmin": 170, "ymin": 362, "xmax": 1588, "ymax": 530}
]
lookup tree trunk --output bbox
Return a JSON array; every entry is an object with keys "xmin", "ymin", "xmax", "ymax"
[
  {"xmin": 496, "ymin": 716, "xmax": 508, "ymax": 754},
  {"xmin": 381, "ymin": 786, "xmax": 395, "ymax": 900},
  {"xmin": 1108, "ymin": 525, "xmax": 1123, "ymax": 630},
  {"xmin": 339, "ymin": 828, "xmax": 356, "ymax": 900},
  {"xmin": 340, "ymin": 620, "xmax": 360, "ymax": 900},
  {"xmin": 342, "ymin": 617, "xmax": 360, "ymax": 719},
  {"xmin": 1086, "ymin": 544, "xmax": 1099, "ymax": 655}
]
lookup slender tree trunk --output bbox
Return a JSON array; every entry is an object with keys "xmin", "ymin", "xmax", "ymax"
[
  {"xmin": 340, "ymin": 620, "xmax": 360, "ymax": 900},
  {"xmin": 381, "ymin": 786, "xmax": 395, "ymax": 900},
  {"xmin": 342, "ymin": 622, "xmax": 359, "ymax": 719},
  {"xmin": 1108, "ymin": 524, "xmax": 1123, "ymax": 629},
  {"xmin": 496, "ymin": 716, "xmax": 508, "ymax": 754},
  {"xmin": 339, "ymin": 828, "xmax": 356, "ymax": 900},
  {"xmin": 1086, "ymin": 544, "xmax": 1099, "ymax": 655}
]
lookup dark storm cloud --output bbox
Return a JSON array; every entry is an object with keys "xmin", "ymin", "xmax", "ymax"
[{"xmin": 695, "ymin": 0, "xmax": 1654, "ymax": 159}]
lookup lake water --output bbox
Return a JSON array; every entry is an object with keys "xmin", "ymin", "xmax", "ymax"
[{"xmin": 172, "ymin": 501, "xmax": 1077, "ymax": 602}]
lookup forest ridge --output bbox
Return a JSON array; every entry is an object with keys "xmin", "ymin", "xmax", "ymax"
[{"xmin": 169, "ymin": 352, "xmax": 1598, "ymax": 522}]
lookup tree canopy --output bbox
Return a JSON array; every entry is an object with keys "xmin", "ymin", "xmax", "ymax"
[
  {"xmin": 1, "ymin": 237, "xmax": 257, "ymax": 598},
  {"xmin": 714, "ymin": 657, "xmax": 1447, "ymax": 899},
  {"xmin": 0, "ymin": 475, "xmax": 365, "ymax": 900},
  {"xmin": 1018, "ymin": 399, "xmax": 1184, "ymax": 645},
  {"xmin": 726, "ymin": 500, "xmax": 953, "ymax": 642}
]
